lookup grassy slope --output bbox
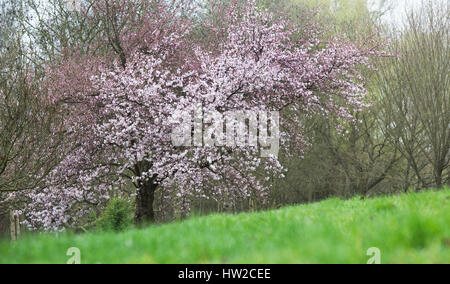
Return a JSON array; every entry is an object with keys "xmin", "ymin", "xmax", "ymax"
[{"xmin": 1, "ymin": 188, "xmax": 449, "ymax": 264}]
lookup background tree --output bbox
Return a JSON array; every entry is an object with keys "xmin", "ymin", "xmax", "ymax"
[
  {"xmin": 0, "ymin": 0, "xmax": 66, "ymax": 225},
  {"xmin": 264, "ymin": 0, "xmax": 402, "ymax": 205},
  {"xmin": 377, "ymin": 1, "xmax": 449, "ymax": 189}
]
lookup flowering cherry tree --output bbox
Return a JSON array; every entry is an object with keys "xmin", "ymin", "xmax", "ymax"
[{"xmin": 17, "ymin": 0, "xmax": 384, "ymax": 230}]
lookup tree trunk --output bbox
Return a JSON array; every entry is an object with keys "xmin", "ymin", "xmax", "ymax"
[
  {"xmin": 15, "ymin": 214, "xmax": 20, "ymax": 237},
  {"xmin": 0, "ymin": 212, "xmax": 9, "ymax": 237},
  {"xmin": 135, "ymin": 180, "xmax": 158, "ymax": 225},
  {"xmin": 435, "ymin": 169, "xmax": 443, "ymax": 189},
  {"xmin": 10, "ymin": 211, "xmax": 16, "ymax": 242}
]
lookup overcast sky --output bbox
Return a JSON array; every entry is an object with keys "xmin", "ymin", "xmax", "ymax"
[
  {"xmin": 383, "ymin": 0, "xmax": 421, "ymax": 26},
  {"xmin": 377, "ymin": 0, "xmax": 446, "ymax": 27}
]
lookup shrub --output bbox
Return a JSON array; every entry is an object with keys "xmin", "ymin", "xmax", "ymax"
[{"xmin": 97, "ymin": 198, "xmax": 134, "ymax": 232}]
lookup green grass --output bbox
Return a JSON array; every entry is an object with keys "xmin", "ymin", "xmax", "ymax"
[{"xmin": 1, "ymin": 188, "xmax": 449, "ymax": 264}]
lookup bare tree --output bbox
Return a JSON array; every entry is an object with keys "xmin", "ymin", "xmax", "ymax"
[
  {"xmin": 0, "ymin": 2, "xmax": 67, "ymax": 218},
  {"xmin": 377, "ymin": 1, "xmax": 449, "ymax": 188},
  {"xmin": 0, "ymin": 49, "xmax": 65, "ymax": 190}
]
